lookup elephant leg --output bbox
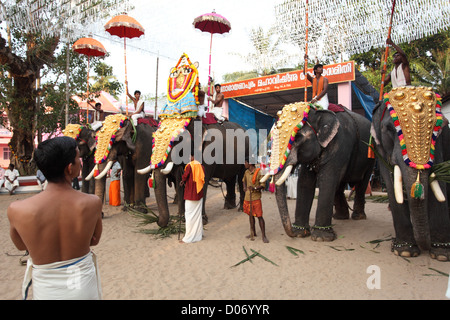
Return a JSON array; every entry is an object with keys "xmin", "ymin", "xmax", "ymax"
[
  {"xmin": 223, "ymin": 176, "xmax": 237, "ymax": 209},
  {"xmin": 380, "ymin": 166, "xmax": 420, "ymax": 257},
  {"xmin": 312, "ymin": 167, "xmax": 340, "ymax": 241},
  {"xmin": 333, "ymin": 182, "xmax": 350, "ymax": 220},
  {"xmin": 293, "ymin": 167, "xmax": 316, "ymax": 237},
  {"xmin": 237, "ymin": 168, "xmax": 245, "ymax": 212},
  {"xmin": 429, "ymin": 181, "xmax": 450, "ymax": 261},
  {"xmin": 134, "ymin": 171, "xmax": 149, "ymax": 213}
]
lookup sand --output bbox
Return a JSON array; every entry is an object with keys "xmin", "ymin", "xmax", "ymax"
[{"xmin": 1, "ymin": 186, "xmax": 449, "ymax": 301}]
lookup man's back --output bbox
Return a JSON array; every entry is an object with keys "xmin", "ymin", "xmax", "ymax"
[{"xmin": 8, "ymin": 185, "xmax": 102, "ymax": 265}]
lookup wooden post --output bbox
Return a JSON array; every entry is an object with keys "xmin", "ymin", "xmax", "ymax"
[{"xmin": 379, "ymin": 0, "xmax": 397, "ymax": 101}]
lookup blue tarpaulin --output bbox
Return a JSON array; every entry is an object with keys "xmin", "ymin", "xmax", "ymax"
[
  {"xmin": 351, "ymin": 82, "xmax": 375, "ymax": 120},
  {"xmin": 228, "ymin": 99, "xmax": 275, "ymax": 158}
]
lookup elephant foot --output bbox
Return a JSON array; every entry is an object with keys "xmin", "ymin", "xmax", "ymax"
[
  {"xmin": 223, "ymin": 201, "xmax": 237, "ymax": 210},
  {"xmin": 430, "ymin": 243, "xmax": 450, "ymax": 262},
  {"xmin": 311, "ymin": 226, "xmax": 337, "ymax": 242},
  {"xmin": 333, "ymin": 211, "xmax": 349, "ymax": 220},
  {"xmin": 391, "ymin": 239, "xmax": 420, "ymax": 258},
  {"xmin": 292, "ymin": 224, "xmax": 311, "ymax": 238},
  {"xmin": 351, "ymin": 211, "xmax": 367, "ymax": 220}
]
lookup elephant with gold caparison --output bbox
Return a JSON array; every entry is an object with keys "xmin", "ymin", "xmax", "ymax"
[{"xmin": 371, "ymin": 87, "xmax": 450, "ymax": 261}]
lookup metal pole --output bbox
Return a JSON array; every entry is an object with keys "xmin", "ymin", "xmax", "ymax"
[{"xmin": 304, "ymin": 0, "xmax": 309, "ymax": 102}]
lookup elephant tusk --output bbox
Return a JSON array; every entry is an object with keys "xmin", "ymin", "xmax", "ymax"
[
  {"xmin": 137, "ymin": 165, "xmax": 152, "ymax": 175},
  {"xmin": 275, "ymin": 165, "xmax": 294, "ymax": 186},
  {"xmin": 85, "ymin": 164, "xmax": 97, "ymax": 181},
  {"xmin": 394, "ymin": 165, "xmax": 404, "ymax": 204},
  {"xmin": 161, "ymin": 162, "xmax": 174, "ymax": 175},
  {"xmin": 430, "ymin": 173, "xmax": 446, "ymax": 203},
  {"xmin": 260, "ymin": 173, "xmax": 271, "ymax": 183},
  {"xmin": 95, "ymin": 161, "xmax": 113, "ymax": 180}
]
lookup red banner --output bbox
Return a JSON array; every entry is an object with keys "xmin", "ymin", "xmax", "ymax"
[{"xmin": 222, "ymin": 61, "xmax": 355, "ymax": 99}]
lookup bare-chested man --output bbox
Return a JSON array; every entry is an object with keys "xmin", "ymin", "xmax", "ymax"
[
  {"xmin": 7, "ymin": 136, "xmax": 103, "ymax": 300},
  {"xmin": 207, "ymin": 83, "xmax": 225, "ymax": 123},
  {"xmin": 382, "ymin": 37, "xmax": 411, "ymax": 88},
  {"xmin": 126, "ymin": 81, "xmax": 145, "ymax": 125}
]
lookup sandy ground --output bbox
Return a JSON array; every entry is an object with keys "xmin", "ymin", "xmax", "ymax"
[{"xmin": 1, "ymin": 185, "xmax": 449, "ymax": 301}]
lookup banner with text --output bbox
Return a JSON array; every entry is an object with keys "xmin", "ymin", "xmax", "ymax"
[{"xmin": 222, "ymin": 61, "xmax": 355, "ymax": 99}]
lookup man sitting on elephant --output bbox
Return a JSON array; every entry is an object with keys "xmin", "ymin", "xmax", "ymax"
[{"xmin": 382, "ymin": 37, "xmax": 411, "ymax": 88}]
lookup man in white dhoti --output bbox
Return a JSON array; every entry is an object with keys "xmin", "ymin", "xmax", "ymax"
[
  {"xmin": 179, "ymin": 154, "xmax": 205, "ymax": 243},
  {"xmin": 304, "ymin": 59, "xmax": 329, "ymax": 110},
  {"xmin": 208, "ymin": 84, "xmax": 226, "ymax": 123},
  {"xmin": 5, "ymin": 163, "xmax": 19, "ymax": 195},
  {"xmin": 7, "ymin": 136, "xmax": 103, "ymax": 300},
  {"xmin": 382, "ymin": 37, "xmax": 411, "ymax": 88},
  {"xmin": 126, "ymin": 85, "xmax": 145, "ymax": 126}
]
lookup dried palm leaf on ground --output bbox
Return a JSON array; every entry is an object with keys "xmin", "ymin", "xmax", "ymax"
[
  {"xmin": 128, "ymin": 206, "xmax": 184, "ymax": 238},
  {"xmin": 285, "ymin": 246, "xmax": 305, "ymax": 257}
]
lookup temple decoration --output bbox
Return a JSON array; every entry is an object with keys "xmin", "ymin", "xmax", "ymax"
[{"xmin": 62, "ymin": 124, "xmax": 83, "ymax": 140}]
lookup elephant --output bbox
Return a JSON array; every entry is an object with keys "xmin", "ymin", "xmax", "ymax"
[
  {"xmin": 138, "ymin": 118, "xmax": 249, "ymax": 228},
  {"xmin": 261, "ymin": 102, "xmax": 375, "ymax": 241},
  {"xmin": 371, "ymin": 87, "xmax": 450, "ymax": 261},
  {"xmin": 86, "ymin": 114, "xmax": 157, "ymax": 210},
  {"xmin": 63, "ymin": 124, "xmax": 98, "ymax": 194}
]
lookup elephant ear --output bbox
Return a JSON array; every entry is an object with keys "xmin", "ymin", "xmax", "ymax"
[
  {"xmin": 94, "ymin": 114, "xmax": 128, "ymax": 165},
  {"xmin": 113, "ymin": 119, "xmax": 136, "ymax": 152},
  {"xmin": 268, "ymin": 102, "xmax": 312, "ymax": 175},
  {"xmin": 150, "ymin": 117, "xmax": 192, "ymax": 169},
  {"xmin": 385, "ymin": 87, "xmax": 443, "ymax": 170},
  {"xmin": 315, "ymin": 110, "xmax": 340, "ymax": 148}
]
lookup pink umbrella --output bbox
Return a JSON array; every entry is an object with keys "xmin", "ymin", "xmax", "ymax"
[{"xmin": 193, "ymin": 10, "xmax": 231, "ymax": 105}]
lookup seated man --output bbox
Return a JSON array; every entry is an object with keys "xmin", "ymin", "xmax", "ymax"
[
  {"xmin": 207, "ymin": 84, "xmax": 226, "ymax": 123},
  {"xmin": 7, "ymin": 136, "xmax": 103, "ymax": 300},
  {"xmin": 5, "ymin": 163, "xmax": 19, "ymax": 195}
]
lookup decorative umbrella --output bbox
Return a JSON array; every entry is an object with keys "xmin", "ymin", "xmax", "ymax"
[
  {"xmin": 72, "ymin": 37, "xmax": 107, "ymax": 123},
  {"xmin": 105, "ymin": 13, "xmax": 145, "ymax": 115},
  {"xmin": 193, "ymin": 10, "xmax": 231, "ymax": 106}
]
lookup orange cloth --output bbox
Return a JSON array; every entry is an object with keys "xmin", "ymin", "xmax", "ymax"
[
  {"xmin": 109, "ymin": 180, "xmax": 121, "ymax": 206},
  {"xmin": 185, "ymin": 160, "xmax": 205, "ymax": 194},
  {"xmin": 243, "ymin": 199, "xmax": 263, "ymax": 217},
  {"xmin": 312, "ymin": 76, "xmax": 324, "ymax": 98}
]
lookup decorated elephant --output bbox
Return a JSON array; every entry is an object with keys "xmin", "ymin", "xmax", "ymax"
[
  {"xmin": 63, "ymin": 124, "xmax": 98, "ymax": 194},
  {"xmin": 261, "ymin": 102, "xmax": 375, "ymax": 241},
  {"xmin": 371, "ymin": 87, "xmax": 450, "ymax": 261},
  {"xmin": 86, "ymin": 114, "xmax": 156, "ymax": 210},
  {"xmin": 137, "ymin": 53, "xmax": 249, "ymax": 227}
]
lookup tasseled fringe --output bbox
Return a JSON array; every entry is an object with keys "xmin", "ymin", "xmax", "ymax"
[
  {"xmin": 269, "ymin": 176, "xmax": 275, "ymax": 193},
  {"xmin": 148, "ymin": 171, "xmax": 156, "ymax": 189},
  {"xmin": 411, "ymin": 171, "xmax": 424, "ymax": 200}
]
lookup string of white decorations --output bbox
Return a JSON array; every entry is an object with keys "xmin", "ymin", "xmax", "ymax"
[
  {"xmin": 274, "ymin": 0, "xmax": 450, "ymax": 58},
  {"xmin": 0, "ymin": 0, "xmax": 131, "ymax": 41}
]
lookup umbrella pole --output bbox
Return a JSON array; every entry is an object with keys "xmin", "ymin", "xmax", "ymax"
[
  {"xmin": 86, "ymin": 55, "xmax": 90, "ymax": 124},
  {"xmin": 379, "ymin": 0, "xmax": 397, "ymax": 101},
  {"xmin": 207, "ymin": 32, "xmax": 213, "ymax": 110},
  {"xmin": 124, "ymin": 37, "xmax": 129, "ymax": 116},
  {"xmin": 304, "ymin": 0, "xmax": 309, "ymax": 102}
]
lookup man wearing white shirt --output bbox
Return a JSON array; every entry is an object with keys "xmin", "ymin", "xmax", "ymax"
[{"xmin": 5, "ymin": 163, "xmax": 19, "ymax": 195}]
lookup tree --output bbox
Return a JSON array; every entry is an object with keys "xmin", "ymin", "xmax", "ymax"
[
  {"xmin": 0, "ymin": 27, "xmax": 59, "ymax": 174},
  {"xmin": 90, "ymin": 62, "xmax": 123, "ymax": 99}
]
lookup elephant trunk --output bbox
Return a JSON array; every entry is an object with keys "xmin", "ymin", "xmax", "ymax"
[
  {"xmin": 274, "ymin": 171, "xmax": 296, "ymax": 237},
  {"xmin": 94, "ymin": 163, "xmax": 107, "ymax": 204},
  {"xmin": 154, "ymin": 169, "xmax": 170, "ymax": 228},
  {"xmin": 95, "ymin": 161, "xmax": 113, "ymax": 180},
  {"xmin": 406, "ymin": 168, "xmax": 431, "ymax": 251}
]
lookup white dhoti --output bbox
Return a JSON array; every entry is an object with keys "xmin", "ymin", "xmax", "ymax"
[
  {"xmin": 22, "ymin": 251, "xmax": 102, "ymax": 300},
  {"xmin": 183, "ymin": 200, "xmax": 203, "ymax": 243},
  {"xmin": 5, "ymin": 179, "xmax": 19, "ymax": 192},
  {"xmin": 286, "ymin": 175, "xmax": 298, "ymax": 199},
  {"xmin": 315, "ymin": 94, "xmax": 329, "ymax": 110},
  {"xmin": 211, "ymin": 107, "xmax": 225, "ymax": 122},
  {"xmin": 131, "ymin": 111, "xmax": 145, "ymax": 126}
]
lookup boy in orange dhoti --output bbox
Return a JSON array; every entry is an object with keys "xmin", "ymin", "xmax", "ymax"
[{"xmin": 242, "ymin": 160, "xmax": 269, "ymax": 243}]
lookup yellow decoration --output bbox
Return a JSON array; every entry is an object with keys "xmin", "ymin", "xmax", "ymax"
[{"xmin": 94, "ymin": 114, "xmax": 128, "ymax": 164}]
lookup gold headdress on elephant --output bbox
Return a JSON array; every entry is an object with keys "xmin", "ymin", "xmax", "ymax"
[
  {"xmin": 62, "ymin": 124, "xmax": 83, "ymax": 140},
  {"xmin": 150, "ymin": 53, "xmax": 200, "ymax": 170},
  {"xmin": 91, "ymin": 113, "xmax": 128, "ymax": 177},
  {"xmin": 268, "ymin": 102, "xmax": 312, "ymax": 175},
  {"xmin": 383, "ymin": 86, "xmax": 443, "ymax": 199}
]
